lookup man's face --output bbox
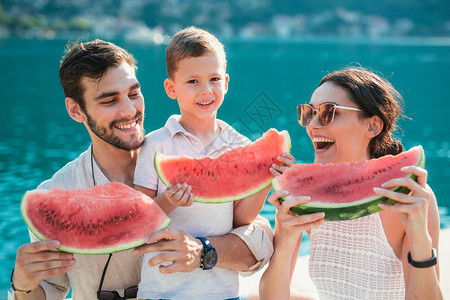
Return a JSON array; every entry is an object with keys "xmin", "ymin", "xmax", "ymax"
[{"xmin": 81, "ymin": 62, "xmax": 145, "ymax": 151}]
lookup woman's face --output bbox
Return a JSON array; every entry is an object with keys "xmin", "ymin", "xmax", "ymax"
[{"xmin": 306, "ymin": 81, "xmax": 373, "ymax": 164}]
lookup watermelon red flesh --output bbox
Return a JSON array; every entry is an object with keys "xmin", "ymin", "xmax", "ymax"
[
  {"xmin": 272, "ymin": 146, "xmax": 425, "ymax": 221},
  {"xmin": 21, "ymin": 182, "xmax": 171, "ymax": 254},
  {"xmin": 155, "ymin": 128, "xmax": 291, "ymax": 203}
]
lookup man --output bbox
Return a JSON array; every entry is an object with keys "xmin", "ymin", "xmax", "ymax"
[{"xmin": 9, "ymin": 39, "xmax": 273, "ymax": 299}]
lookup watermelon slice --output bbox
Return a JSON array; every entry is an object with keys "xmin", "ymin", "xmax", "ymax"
[
  {"xmin": 21, "ymin": 182, "xmax": 171, "ymax": 254},
  {"xmin": 272, "ymin": 146, "xmax": 425, "ymax": 221},
  {"xmin": 155, "ymin": 128, "xmax": 291, "ymax": 203}
]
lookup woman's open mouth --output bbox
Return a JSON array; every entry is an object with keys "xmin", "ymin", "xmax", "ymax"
[{"xmin": 313, "ymin": 137, "xmax": 335, "ymax": 151}]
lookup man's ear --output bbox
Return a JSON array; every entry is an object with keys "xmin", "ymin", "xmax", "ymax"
[
  {"xmin": 65, "ymin": 97, "xmax": 86, "ymax": 123},
  {"xmin": 365, "ymin": 115, "xmax": 384, "ymax": 138},
  {"xmin": 164, "ymin": 78, "xmax": 177, "ymax": 99},
  {"xmin": 224, "ymin": 74, "xmax": 229, "ymax": 95}
]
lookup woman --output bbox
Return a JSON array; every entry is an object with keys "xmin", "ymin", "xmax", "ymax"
[{"xmin": 260, "ymin": 67, "xmax": 442, "ymax": 299}]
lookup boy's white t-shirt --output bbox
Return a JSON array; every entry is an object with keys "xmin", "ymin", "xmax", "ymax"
[{"xmin": 134, "ymin": 115, "xmax": 252, "ymax": 299}]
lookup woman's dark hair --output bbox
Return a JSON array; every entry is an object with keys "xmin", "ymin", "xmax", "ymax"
[
  {"xmin": 319, "ymin": 67, "xmax": 404, "ymax": 158},
  {"xmin": 59, "ymin": 39, "xmax": 136, "ymax": 112}
]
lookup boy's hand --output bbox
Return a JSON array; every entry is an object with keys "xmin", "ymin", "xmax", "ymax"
[
  {"xmin": 270, "ymin": 153, "xmax": 295, "ymax": 176},
  {"xmin": 163, "ymin": 183, "xmax": 194, "ymax": 207}
]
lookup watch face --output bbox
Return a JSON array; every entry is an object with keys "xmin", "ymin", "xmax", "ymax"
[{"xmin": 203, "ymin": 249, "xmax": 218, "ymax": 269}]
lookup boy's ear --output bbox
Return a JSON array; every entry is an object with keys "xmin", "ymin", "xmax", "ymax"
[
  {"xmin": 224, "ymin": 74, "xmax": 229, "ymax": 95},
  {"xmin": 65, "ymin": 97, "xmax": 86, "ymax": 123},
  {"xmin": 365, "ymin": 115, "xmax": 383, "ymax": 138},
  {"xmin": 164, "ymin": 78, "xmax": 177, "ymax": 99}
]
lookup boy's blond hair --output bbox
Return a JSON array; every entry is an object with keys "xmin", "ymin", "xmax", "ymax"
[{"xmin": 166, "ymin": 26, "xmax": 227, "ymax": 78}]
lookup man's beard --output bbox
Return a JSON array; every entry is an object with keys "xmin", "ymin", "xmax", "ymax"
[{"xmin": 85, "ymin": 111, "xmax": 145, "ymax": 151}]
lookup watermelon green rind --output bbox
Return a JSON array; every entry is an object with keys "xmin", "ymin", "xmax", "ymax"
[
  {"xmin": 21, "ymin": 191, "xmax": 47, "ymax": 241},
  {"xmin": 54, "ymin": 217, "xmax": 171, "ymax": 255},
  {"xmin": 155, "ymin": 129, "xmax": 291, "ymax": 203},
  {"xmin": 20, "ymin": 184, "xmax": 172, "ymax": 255},
  {"xmin": 196, "ymin": 175, "xmax": 271, "ymax": 203},
  {"xmin": 195, "ymin": 130, "xmax": 291, "ymax": 203},
  {"xmin": 154, "ymin": 152, "xmax": 173, "ymax": 190},
  {"xmin": 272, "ymin": 145, "xmax": 425, "ymax": 221}
]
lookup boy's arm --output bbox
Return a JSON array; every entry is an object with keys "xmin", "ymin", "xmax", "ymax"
[
  {"xmin": 233, "ymin": 185, "xmax": 271, "ymax": 228},
  {"xmin": 233, "ymin": 153, "xmax": 295, "ymax": 228}
]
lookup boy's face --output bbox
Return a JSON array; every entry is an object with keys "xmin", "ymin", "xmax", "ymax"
[
  {"xmin": 164, "ymin": 52, "xmax": 229, "ymax": 124},
  {"xmin": 78, "ymin": 62, "xmax": 145, "ymax": 150}
]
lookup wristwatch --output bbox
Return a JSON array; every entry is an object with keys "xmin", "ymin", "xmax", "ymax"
[
  {"xmin": 407, "ymin": 248, "xmax": 437, "ymax": 268},
  {"xmin": 196, "ymin": 237, "xmax": 218, "ymax": 270}
]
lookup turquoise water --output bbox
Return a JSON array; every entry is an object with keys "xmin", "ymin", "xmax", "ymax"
[{"xmin": 1, "ymin": 38, "xmax": 449, "ymax": 295}]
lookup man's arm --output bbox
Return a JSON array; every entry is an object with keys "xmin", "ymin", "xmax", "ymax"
[
  {"xmin": 228, "ymin": 215, "xmax": 274, "ymax": 274},
  {"xmin": 208, "ymin": 233, "xmax": 257, "ymax": 271},
  {"xmin": 134, "ymin": 216, "xmax": 274, "ymax": 274}
]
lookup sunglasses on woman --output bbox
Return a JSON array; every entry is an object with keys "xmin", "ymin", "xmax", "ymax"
[
  {"xmin": 97, "ymin": 254, "xmax": 138, "ymax": 300},
  {"xmin": 297, "ymin": 103, "xmax": 362, "ymax": 127}
]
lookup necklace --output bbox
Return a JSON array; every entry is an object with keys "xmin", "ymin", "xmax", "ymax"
[
  {"xmin": 91, "ymin": 146, "xmax": 97, "ymax": 186},
  {"xmin": 91, "ymin": 145, "xmax": 113, "ymax": 185}
]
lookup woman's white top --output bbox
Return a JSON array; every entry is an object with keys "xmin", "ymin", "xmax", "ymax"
[{"xmin": 309, "ymin": 213, "xmax": 405, "ymax": 300}]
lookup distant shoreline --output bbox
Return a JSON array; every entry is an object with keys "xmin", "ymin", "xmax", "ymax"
[{"xmin": 1, "ymin": 35, "xmax": 450, "ymax": 47}]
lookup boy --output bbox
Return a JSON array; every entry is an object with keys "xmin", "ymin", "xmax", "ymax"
[{"xmin": 134, "ymin": 27, "xmax": 290, "ymax": 299}]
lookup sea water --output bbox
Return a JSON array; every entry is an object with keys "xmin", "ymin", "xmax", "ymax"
[{"xmin": 0, "ymin": 38, "xmax": 449, "ymax": 295}]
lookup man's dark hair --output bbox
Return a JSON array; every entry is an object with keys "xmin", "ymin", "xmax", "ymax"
[{"xmin": 59, "ymin": 39, "xmax": 136, "ymax": 111}]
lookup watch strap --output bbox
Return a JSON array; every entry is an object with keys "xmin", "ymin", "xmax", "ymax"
[
  {"xmin": 11, "ymin": 268, "xmax": 32, "ymax": 294},
  {"xmin": 407, "ymin": 248, "xmax": 437, "ymax": 268},
  {"xmin": 196, "ymin": 237, "xmax": 216, "ymax": 270},
  {"xmin": 197, "ymin": 237, "xmax": 213, "ymax": 251}
]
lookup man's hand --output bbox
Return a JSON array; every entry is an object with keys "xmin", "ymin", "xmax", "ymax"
[
  {"xmin": 134, "ymin": 228, "xmax": 203, "ymax": 274},
  {"xmin": 13, "ymin": 240, "xmax": 74, "ymax": 291}
]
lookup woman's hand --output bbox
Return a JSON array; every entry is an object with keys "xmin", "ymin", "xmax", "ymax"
[
  {"xmin": 268, "ymin": 190, "xmax": 324, "ymax": 249},
  {"xmin": 374, "ymin": 166, "xmax": 432, "ymax": 247},
  {"xmin": 270, "ymin": 153, "xmax": 296, "ymax": 176}
]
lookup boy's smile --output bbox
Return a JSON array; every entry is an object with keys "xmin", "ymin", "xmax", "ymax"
[{"xmin": 164, "ymin": 52, "xmax": 229, "ymax": 126}]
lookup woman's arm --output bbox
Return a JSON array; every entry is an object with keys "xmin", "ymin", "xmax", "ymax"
[
  {"xmin": 259, "ymin": 191, "xmax": 324, "ymax": 300},
  {"xmin": 376, "ymin": 166, "xmax": 443, "ymax": 300}
]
